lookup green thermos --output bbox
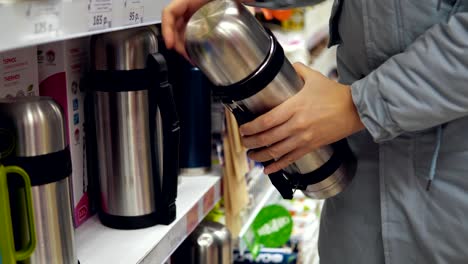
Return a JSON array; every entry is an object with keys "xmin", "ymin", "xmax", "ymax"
[{"xmin": 0, "ymin": 164, "xmax": 36, "ymax": 264}]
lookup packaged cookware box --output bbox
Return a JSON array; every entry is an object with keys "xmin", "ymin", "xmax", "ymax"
[
  {"xmin": 0, "ymin": 46, "xmax": 39, "ymax": 98},
  {"xmin": 37, "ymin": 38, "xmax": 93, "ymax": 227}
]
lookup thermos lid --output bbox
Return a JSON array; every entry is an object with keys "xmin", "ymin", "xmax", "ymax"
[
  {"xmin": 0, "ymin": 96, "xmax": 66, "ymax": 157},
  {"xmin": 185, "ymin": 0, "xmax": 271, "ymax": 86},
  {"xmin": 91, "ymin": 26, "xmax": 159, "ymax": 71}
]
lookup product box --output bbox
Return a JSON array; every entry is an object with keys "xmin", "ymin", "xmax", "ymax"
[
  {"xmin": 0, "ymin": 47, "xmax": 39, "ymax": 98},
  {"xmin": 234, "ymin": 248, "xmax": 298, "ymax": 264},
  {"xmin": 37, "ymin": 38, "xmax": 92, "ymax": 227}
]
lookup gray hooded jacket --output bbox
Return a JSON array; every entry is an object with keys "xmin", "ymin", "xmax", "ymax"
[
  {"xmin": 260, "ymin": 0, "xmax": 468, "ymax": 263},
  {"xmin": 321, "ymin": 0, "xmax": 468, "ymax": 263}
]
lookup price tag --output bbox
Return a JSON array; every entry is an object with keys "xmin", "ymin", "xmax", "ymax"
[
  {"xmin": 203, "ymin": 187, "xmax": 215, "ymax": 215},
  {"xmin": 88, "ymin": 0, "xmax": 113, "ymax": 31},
  {"xmin": 31, "ymin": 19, "xmax": 59, "ymax": 35},
  {"xmin": 26, "ymin": 2, "xmax": 60, "ymax": 37},
  {"xmin": 186, "ymin": 205, "xmax": 199, "ymax": 234},
  {"xmin": 124, "ymin": 0, "xmax": 144, "ymax": 25},
  {"xmin": 88, "ymin": 13, "xmax": 111, "ymax": 30}
]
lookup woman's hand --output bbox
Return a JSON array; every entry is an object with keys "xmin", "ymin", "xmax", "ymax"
[
  {"xmin": 162, "ymin": 0, "xmax": 209, "ymax": 57},
  {"xmin": 162, "ymin": 0, "xmax": 251, "ymax": 57},
  {"xmin": 240, "ymin": 63, "xmax": 365, "ymax": 174}
]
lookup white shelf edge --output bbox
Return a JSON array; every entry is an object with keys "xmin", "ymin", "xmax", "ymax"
[
  {"xmin": 0, "ymin": 0, "xmax": 171, "ymax": 52},
  {"xmin": 237, "ymin": 171, "xmax": 281, "ymax": 255},
  {"xmin": 76, "ymin": 174, "xmax": 221, "ymax": 264},
  {"xmin": 239, "ymin": 184, "xmax": 278, "ymax": 239}
]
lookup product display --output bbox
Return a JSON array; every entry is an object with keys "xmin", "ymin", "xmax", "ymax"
[
  {"xmin": 234, "ymin": 248, "xmax": 298, "ymax": 264},
  {"xmin": 277, "ymin": 193, "xmax": 322, "ymax": 264},
  {"xmin": 173, "ymin": 220, "xmax": 232, "ymax": 264},
  {"xmin": 179, "ymin": 67, "xmax": 212, "ymax": 175},
  {"xmin": 0, "ymin": 47, "xmax": 38, "ymax": 98},
  {"xmin": 0, "ymin": 0, "xmax": 344, "ymax": 263},
  {"xmin": 232, "ymin": 193, "xmax": 321, "ymax": 264},
  {"xmin": 211, "ymin": 96, "xmax": 226, "ymax": 167},
  {"xmin": 0, "ymin": 164, "xmax": 35, "ymax": 264},
  {"xmin": 0, "ymin": 96, "xmax": 77, "ymax": 264},
  {"xmin": 223, "ymin": 110, "xmax": 250, "ymax": 236},
  {"xmin": 185, "ymin": 0, "xmax": 352, "ymax": 200},
  {"xmin": 37, "ymin": 38, "xmax": 92, "ymax": 228},
  {"xmin": 87, "ymin": 26, "xmax": 180, "ymax": 229}
]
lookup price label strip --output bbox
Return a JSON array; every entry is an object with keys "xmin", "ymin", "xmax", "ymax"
[
  {"xmin": 26, "ymin": 2, "xmax": 60, "ymax": 37},
  {"xmin": 88, "ymin": 0, "xmax": 113, "ymax": 31},
  {"xmin": 124, "ymin": 0, "xmax": 144, "ymax": 25}
]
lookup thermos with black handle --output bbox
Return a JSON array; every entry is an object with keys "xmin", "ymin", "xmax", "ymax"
[
  {"xmin": 86, "ymin": 26, "xmax": 180, "ymax": 229},
  {"xmin": 185, "ymin": 0, "xmax": 353, "ymax": 199}
]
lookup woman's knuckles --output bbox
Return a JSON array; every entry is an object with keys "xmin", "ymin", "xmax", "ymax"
[
  {"xmin": 266, "ymin": 146, "xmax": 283, "ymax": 160},
  {"xmin": 257, "ymin": 134, "xmax": 271, "ymax": 147},
  {"xmin": 294, "ymin": 114, "xmax": 310, "ymax": 131}
]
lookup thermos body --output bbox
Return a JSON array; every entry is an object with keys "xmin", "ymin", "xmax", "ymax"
[
  {"xmin": 94, "ymin": 90, "xmax": 156, "ymax": 216},
  {"xmin": 0, "ymin": 97, "xmax": 77, "ymax": 264},
  {"xmin": 187, "ymin": 221, "xmax": 232, "ymax": 264},
  {"xmin": 88, "ymin": 26, "xmax": 180, "ymax": 229},
  {"xmin": 179, "ymin": 67, "xmax": 212, "ymax": 175},
  {"xmin": 185, "ymin": 0, "xmax": 352, "ymax": 199}
]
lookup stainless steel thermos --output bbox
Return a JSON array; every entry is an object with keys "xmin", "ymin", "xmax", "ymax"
[
  {"xmin": 0, "ymin": 96, "xmax": 77, "ymax": 264},
  {"xmin": 179, "ymin": 67, "xmax": 212, "ymax": 176},
  {"xmin": 87, "ymin": 26, "xmax": 180, "ymax": 229},
  {"xmin": 244, "ymin": 0, "xmax": 325, "ymax": 8},
  {"xmin": 178, "ymin": 220, "xmax": 232, "ymax": 264},
  {"xmin": 185, "ymin": 0, "xmax": 353, "ymax": 199}
]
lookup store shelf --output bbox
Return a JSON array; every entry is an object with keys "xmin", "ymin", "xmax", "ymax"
[
  {"xmin": 76, "ymin": 174, "xmax": 222, "ymax": 264},
  {"xmin": 0, "ymin": 0, "xmax": 170, "ymax": 52},
  {"xmin": 238, "ymin": 170, "xmax": 281, "ymax": 255}
]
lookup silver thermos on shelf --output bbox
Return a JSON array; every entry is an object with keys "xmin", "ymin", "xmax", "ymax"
[
  {"xmin": 185, "ymin": 0, "xmax": 353, "ymax": 199},
  {"xmin": 86, "ymin": 26, "xmax": 180, "ymax": 229},
  {"xmin": 0, "ymin": 96, "xmax": 77, "ymax": 264},
  {"xmin": 182, "ymin": 221, "xmax": 232, "ymax": 264},
  {"xmin": 179, "ymin": 67, "xmax": 213, "ymax": 176}
]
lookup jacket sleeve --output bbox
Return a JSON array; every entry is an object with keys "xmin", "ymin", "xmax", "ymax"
[{"xmin": 351, "ymin": 12, "xmax": 468, "ymax": 142}]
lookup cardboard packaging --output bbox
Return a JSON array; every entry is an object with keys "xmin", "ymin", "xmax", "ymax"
[
  {"xmin": 0, "ymin": 47, "xmax": 39, "ymax": 98},
  {"xmin": 37, "ymin": 38, "xmax": 92, "ymax": 227}
]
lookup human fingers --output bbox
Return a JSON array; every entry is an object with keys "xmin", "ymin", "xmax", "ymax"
[
  {"xmin": 162, "ymin": 0, "xmax": 189, "ymax": 49},
  {"xmin": 239, "ymin": 100, "xmax": 295, "ymax": 136},
  {"xmin": 247, "ymin": 136, "xmax": 301, "ymax": 162},
  {"xmin": 263, "ymin": 146, "xmax": 310, "ymax": 174},
  {"xmin": 241, "ymin": 117, "xmax": 296, "ymax": 149},
  {"xmin": 174, "ymin": 18, "xmax": 189, "ymax": 58}
]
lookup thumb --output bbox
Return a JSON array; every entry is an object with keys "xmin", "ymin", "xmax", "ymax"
[{"xmin": 292, "ymin": 62, "xmax": 311, "ymax": 81}]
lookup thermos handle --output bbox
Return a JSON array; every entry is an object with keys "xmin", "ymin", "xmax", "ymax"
[
  {"xmin": 148, "ymin": 52, "xmax": 180, "ymax": 225},
  {"xmin": 81, "ymin": 80, "xmax": 100, "ymax": 216},
  {"xmin": 4, "ymin": 165, "xmax": 37, "ymax": 261}
]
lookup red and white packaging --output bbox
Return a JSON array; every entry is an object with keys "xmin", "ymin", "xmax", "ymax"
[
  {"xmin": 0, "ymin": 47, "xmax": 39, "ymax": 98},
  {"xmin": 38, "ymin": 38, "xmax": 92, "ymax": 228}
]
